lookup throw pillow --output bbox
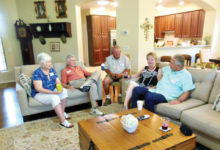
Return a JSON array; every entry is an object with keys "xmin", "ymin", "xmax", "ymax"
[
  {"xmin": 212, "ymin": 92, "xmax": 220, "ymax": 112},
  {"xmin": 19, "ymin": 73, "xmax": 32, "ymax": 97}
]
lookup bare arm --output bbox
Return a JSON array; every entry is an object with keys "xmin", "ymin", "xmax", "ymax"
[
  {"xmin": 33, "ymin": 80, "xmax": 60, "ymax": 94},
  {"xmin": 157, "ymin": 68, "xmax": 162, "ymax": 81},
  {"xmin": 105, "ymin": 69, "xmax": 116, "ymax": 79},
  {"xmin": 169, "ymin": 91, "xmax": 190, "ymax": 105}
]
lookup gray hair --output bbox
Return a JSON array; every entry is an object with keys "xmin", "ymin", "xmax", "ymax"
[
  {"xmin": 65, "ymin": 55, "xmax": 75, "ymax": 62},
  {"xmin": 173, "ymin": 54, "xmax": 185, "ymax": 67},
  {"xmin": 111, "ymin": 45, "xmax": 121, "ymax": 53},
  {"xmin": 37, "ymin": 52, "xmax": 51, "ymax": 65}
]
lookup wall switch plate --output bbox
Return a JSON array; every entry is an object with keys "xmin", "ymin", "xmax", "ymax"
[
  {"xmin": 122, "ymin": 30, "xmax": 128, "ymax": 35},
  {"xmin": 123, "ymin": 45, "xmax": 130, "ymax": 51}
]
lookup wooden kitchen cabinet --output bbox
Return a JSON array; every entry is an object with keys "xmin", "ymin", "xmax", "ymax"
[
  {"xmin": 155, "ymin": 9, "xmax": 205, "ymax": 39},
  {"xmin": 154, "ymin": 16, "xmax": 163, "ymax": 38},
  {"xmin": 182, "ymin": 12, "xmax": 192, "ymax": 38},
  {"xmin": 190, "ymin": 10, "xmax": 200, "ymax": 37},
  {"xmin": 175, "ymin": 13, "xmax": 183, "ymax": 37},
  {"xmin": 197, "ymin": 10, "xmax": 205, "ymax": 37},
  {"xmin": 87, "ymin": 15, "xmax": 116, "ymax": 66},
  {"xmin": 165, "ymin": 14, "xmax": 175, "ymax": 31}
]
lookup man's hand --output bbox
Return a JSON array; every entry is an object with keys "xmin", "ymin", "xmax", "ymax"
[{"xmin": 169, "ymin": 100, "xmax": 181, "ymax": 105}]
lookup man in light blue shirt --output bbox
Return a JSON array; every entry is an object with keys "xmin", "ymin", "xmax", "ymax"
[{"xmin": 132, "ymin": 54, "xmax": 195, "ymax": 112}]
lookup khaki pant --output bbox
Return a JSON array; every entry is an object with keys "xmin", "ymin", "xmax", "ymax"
[{"xmin": 69, "ymin": 71, "xmax": 102, "ymax": 101}]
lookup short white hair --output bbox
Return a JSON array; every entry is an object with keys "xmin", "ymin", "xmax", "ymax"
[
  {"xmin": 65, "ymin": 55, "xmax": 75, "ymax": 62},
  {"xmin": 37, "ymin": 52, "xmax": 51, "ymax": 65}
]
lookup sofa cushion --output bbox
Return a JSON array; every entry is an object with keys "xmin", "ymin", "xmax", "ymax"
[
  {"xmin": 19, "ymin": 73, "xmax": 32, "ymax": 97},
  {"xmin": 28, "ymin": 97, "xmax": 46, "ymax": 106},
  {"xmin": 28, "ymin": 88, "xmax": 88, "ymax": 107},
  {"xmin": 209, "ymin": 72, "xmax": 220, "ymax": 104},
  {"xmin": 54, "ymin": 62, "xmax": 85, "ymax": 80},
  {"xmin": 66, "ymin": 89, "xmax": 88, "ymax": 99},
  {"xmin": 21, "ymin": 65, "xmax": 40, "ymax": 78},
  {"xmin": 187, "ymin": 68, "xmax": 216, "ymax": 102},
  {"xmin": 155, "ymin": 98, "xmax": 205, "ymax": 119},
  {"xmin": 212, "ymin": 92, "xmax": 220, "ymax": 112},
  {"xmin": 181, "ymin": 104, "xmax": 220, "ymax": 141}
]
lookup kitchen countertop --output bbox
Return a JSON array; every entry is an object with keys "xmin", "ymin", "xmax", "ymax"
[{"xmin": 154, "ymin": 45, "xmax": 210, "ymax": 50}]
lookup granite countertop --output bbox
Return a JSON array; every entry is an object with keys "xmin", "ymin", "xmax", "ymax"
[{"xmin": 154, "ymin": 45, "xmax": 210, "ymax": 50}]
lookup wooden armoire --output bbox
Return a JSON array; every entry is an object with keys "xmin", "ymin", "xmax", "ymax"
[{"xmin": 87, "ymin": 15, "xmax": 116, "ymax": 66}]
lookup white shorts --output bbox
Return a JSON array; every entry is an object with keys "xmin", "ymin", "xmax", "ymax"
[{"xmin": 34, "ymin": 88, "xmax": 68, "ymax": 108}]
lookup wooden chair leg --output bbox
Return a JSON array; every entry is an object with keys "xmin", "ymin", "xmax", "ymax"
[
  {"xmin": 114, "ymin": 86, "xmax": 119, "ymax": 103},
  {"xmin": 102, "ymin": 86, "xmax": 106, "ymax": 105},
  {"xmin": 109, "ymin": 85, "xmax": 114, "ymax": 103}
]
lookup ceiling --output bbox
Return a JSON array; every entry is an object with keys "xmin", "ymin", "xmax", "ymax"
[
  {"xmin": 156, "ymin": 0, "xmax": 193, "ymax": 8},
  {"xmin": 78, "ymin": 0, "xmax": 206, "ymax": 11},
  {"xmin": 78, "ymin": 0, "xmax": 117, "ymax": 10}
]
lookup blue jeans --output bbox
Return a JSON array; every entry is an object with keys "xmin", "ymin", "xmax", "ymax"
[{"xmin": 131, "ymin": 87, "xmax": 167, "ymax": 112}]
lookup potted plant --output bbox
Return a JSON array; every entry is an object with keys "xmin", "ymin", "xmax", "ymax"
[
  {"xmin": 211, "ymin": 63, "xmax": 218, "ymax": 70},
  {"xmin": 201, "ymin": 63, "xmax": 207, "ymax": 69},
  {"xmin": 193, "ymin": 62, "xmax": 198, "ymax": 68},
  {"xmin": 204, "ymin": 35, "xmax": 212, "ymax": 45}
]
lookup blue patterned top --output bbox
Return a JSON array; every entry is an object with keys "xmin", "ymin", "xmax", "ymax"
[{"xmin": 31, "ymin": 67, "xmax": 58, "ymax": 97}]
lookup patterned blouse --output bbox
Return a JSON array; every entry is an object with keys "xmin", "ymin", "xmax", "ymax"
[
  {"xmin": 138, "ymin": 66, "xmax": 159, "ymax": 87},
  {"xmin": 31, "ymin": 67, "xmax": 58, "ymax": 97}
]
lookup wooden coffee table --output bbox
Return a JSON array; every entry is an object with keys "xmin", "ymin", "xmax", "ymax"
[{"xmin": 78, "ymin": 108, "xmax": 196, "ymax": 150}]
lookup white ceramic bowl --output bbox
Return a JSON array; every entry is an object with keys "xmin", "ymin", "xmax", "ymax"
[{"xmin": 121, "ymin": 114, "xmax": 139, "ymax": 133}]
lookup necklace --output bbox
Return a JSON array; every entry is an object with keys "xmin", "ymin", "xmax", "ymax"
[{"xmin": 148, "ymin": 66, "xmax": 156, "ymax": 72}]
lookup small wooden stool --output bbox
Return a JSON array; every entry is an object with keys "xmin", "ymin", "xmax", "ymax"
[{"xmin": 109, "ymin": 82, "xmax": 120, "ymax": 103}]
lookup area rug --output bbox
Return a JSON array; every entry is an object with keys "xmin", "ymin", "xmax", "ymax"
[{"xmin": 0, "ymin": 103, "xmax": 123, "ymax": 150}]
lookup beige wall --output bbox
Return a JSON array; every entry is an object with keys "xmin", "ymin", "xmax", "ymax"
[
  {"xmin": 0, "ymin": 0, "xmax": 23, "ymax": 83},
  {"xmin": 117, "ymin": 0, "xmax": 155, "ymax": 72},
  {"xmin": 16, "ymin": 0, "xmax": 81, "ymax": 64}
]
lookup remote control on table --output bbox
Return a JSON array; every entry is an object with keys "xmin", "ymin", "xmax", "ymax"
[{"xmin": 138, "ymin": 114, "xmax": 150, "ymax": 120}]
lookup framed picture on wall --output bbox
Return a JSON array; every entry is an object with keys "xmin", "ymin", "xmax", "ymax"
[
  {"xmin": 50, "ymin": 42, "xmax": 60, "ymax": 52},
  {"xmin": 55, "ymin": 0, "xmax": 67, "ymax": 18},
  {"xmin": 34, "ymin": 1, "xmax": 47, "ymax": 18}
]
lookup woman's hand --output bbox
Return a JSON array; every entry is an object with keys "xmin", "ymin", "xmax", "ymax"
[{"xmin": 53, "ymin": 91, "xmax": 61, "ymax": 94}]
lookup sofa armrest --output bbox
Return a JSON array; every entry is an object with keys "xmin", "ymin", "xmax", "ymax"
[
  {"xmin": 16, "ymin": 83, "xmax": 29, "ymax": 116},
  {"xmin": 121, "ymin": 77, "xmax": 139, "ymax": 102}
]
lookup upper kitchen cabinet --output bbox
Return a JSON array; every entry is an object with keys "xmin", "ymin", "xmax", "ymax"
[
  {"xmin": 155, "ymin": 16, "xmax": 163, "ymax": 38},
  {"xmin": 182, "ymin": 12, "xmax": 192, "ymax": 38},
  {"xmin": 197, "ymin": 10, "xmax": 205, "ymax": 37},
  {"xmin": 165, "ymin": 15, "xmax": 175, "ymax": 31},
  {"xmin": 175, "ymin": 13, "xmax": 183, "ymax": 37},
  {"xmin": 155, "ymin": 9, "xmax": 205, "ymax": 39},
  {"xmin": 190, "ymin": 10, "xmax": 200, "ymax": 37}
]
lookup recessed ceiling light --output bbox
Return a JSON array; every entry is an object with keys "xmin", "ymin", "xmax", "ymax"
[
  {"xmin": 97, "ymin": 0, "xmax": 109, "ymax": 5},
  {"xmin": 179, "ymin": 1, "xmax": 184, "ymax": 5},
  {"xmin": 156, "ymin": 5, "xmax": 164, "ymax": 10},
  {"xmin": 111, "ymin": 2, "xmax": 118, "ymax": 7},
  {"xmin": 158, "ymin": 0, "xmax": 163, "ymax": 3}
]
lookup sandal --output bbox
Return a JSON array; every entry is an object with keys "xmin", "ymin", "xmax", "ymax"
[
  {"xmin": 60, "ymin": 120, "xmax": 74, "ymax": 128},
  {"xmin": 64, "ymin": 112, "xmax": 71, "ymax": 120}
]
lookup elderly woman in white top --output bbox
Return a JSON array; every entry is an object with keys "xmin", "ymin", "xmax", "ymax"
[{"xmin": 31, "ymin": 52, "xmax": 73, "ymax": 128}]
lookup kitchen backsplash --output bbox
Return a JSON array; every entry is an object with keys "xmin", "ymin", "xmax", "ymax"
[{"xmin": 155, "ymin": 32, "xmax": 203, "ymax": 47}]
